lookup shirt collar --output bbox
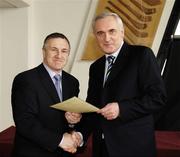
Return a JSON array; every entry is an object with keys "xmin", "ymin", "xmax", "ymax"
[
  {"xmin": 105, "ymin": 41, "xmax": 124, "ymax": 59},
  {"xmin": 43, "ymin": 63, "xmax": 62, "ymax": 79}
]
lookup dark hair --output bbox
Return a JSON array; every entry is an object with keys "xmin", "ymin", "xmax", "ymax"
[{"xmin": 43, "ymin": 32, "xmax": 70, "ymax": 49}]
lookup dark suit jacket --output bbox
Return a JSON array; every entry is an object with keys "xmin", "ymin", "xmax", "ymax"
[
  {"xmin": 80, "ymin": 43, "xmax": 166, "ymax": 157},
  {"xmin": 11, "ymin": 64, "xmax": 79, "ymax": 157}
]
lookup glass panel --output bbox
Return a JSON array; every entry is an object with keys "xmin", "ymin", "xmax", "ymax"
[{"xmin": 174, "ymin": 19, "xmax": 180, "ymax": 36}]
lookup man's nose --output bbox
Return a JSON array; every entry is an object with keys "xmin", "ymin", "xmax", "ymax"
[
  {"xmin": 104, "ymin": 33, "xmax": 110, "ymax": 41},
  {"xmin": 55, "ymin": 50, "xmax": 62, "ymax": 57}
]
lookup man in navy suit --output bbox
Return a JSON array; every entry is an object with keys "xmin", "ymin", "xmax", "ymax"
[
  {"xmin": 11, "ymin": 32, "xmax": 82, "ymax": 157},
  {"xmin": 80, "ymin": 12, "xmax": 166, "ymax": 157}
]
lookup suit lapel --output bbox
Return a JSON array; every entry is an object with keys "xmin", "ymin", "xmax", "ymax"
[
  {"xmin": 104, "ymin": 43, "xmax": 130, "ymax": 86},
  {"xmin": 97, "ymin": 56, "xmax": 107, "ymax": 86},
  {"xmin": 37, "ymin": 64, "xmax": 60, "ymax": 103},
  {"xmin": 61, "ymin": 71, "xmax": 70, "ymax": 101}
]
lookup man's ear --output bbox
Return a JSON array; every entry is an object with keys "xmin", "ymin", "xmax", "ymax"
[{"xmin": 42, "ymin": 48, "xmax": 45, "ymax": 58}]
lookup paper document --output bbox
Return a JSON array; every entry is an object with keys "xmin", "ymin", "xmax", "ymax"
[{"xmin": 50, "ymin": 96, "xmax": 99, "ymax": 113}]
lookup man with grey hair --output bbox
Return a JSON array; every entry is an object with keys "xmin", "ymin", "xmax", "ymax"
[{"xmin": 79, "ymin": 12, "xmax": 166, "ymax": 157}]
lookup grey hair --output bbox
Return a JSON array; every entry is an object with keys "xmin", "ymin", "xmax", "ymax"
[{"xmin": 92, "ymin": 12, "xmax": 124, "ymax": 32}]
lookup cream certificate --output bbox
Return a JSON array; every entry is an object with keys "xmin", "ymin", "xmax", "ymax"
[{"xmin": 50, "ymin": 96, "xmax": 100, "ymax": 113}]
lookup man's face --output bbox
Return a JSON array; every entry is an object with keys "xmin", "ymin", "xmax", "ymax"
[
  {"xmin": 43, "ymin": 38, "xmax": 70, "ymax": 73},
  {"xmin": 94, "ymin": 16, "xmax": 124, "ymax": 54}
]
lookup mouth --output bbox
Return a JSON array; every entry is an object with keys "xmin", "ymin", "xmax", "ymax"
[
  {"xmin": 104, "ymin": 44, "xmax": 114, "ymax": 49},
  {"xmin": 54, "ymin": 57, "xmax": 63, "ymax": 61},
  {"xmin": 104, "ymin": 42, "xmax": 113, "ymax": 46}
]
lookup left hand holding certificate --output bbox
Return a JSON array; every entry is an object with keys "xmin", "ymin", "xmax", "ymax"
[{"xmin": 50, "ymin": 97, "xmax": 100, "ymax": 113}]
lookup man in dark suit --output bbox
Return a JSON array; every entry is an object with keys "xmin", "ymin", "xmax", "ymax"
[
  {"xmin": 79, "ymin": 12, "xmax": 166, "ymax": 157},
  {"xmin": 11, "ymin": 32, "xmax": 82, "ymax": 157}
]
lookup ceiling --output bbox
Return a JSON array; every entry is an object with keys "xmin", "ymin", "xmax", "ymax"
[{"xmin": 0, "ymin": 0, "xmax": 29, "ymax": 8}]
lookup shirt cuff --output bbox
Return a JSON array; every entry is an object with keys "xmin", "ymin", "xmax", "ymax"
[{"xmin": 77, "ymin": 132, "xmax": 84, "ymax": 147}]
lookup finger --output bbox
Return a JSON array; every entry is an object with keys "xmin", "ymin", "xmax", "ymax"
[
  {"xmin": 70, "ymin": 148, "xmax": 77, "ymax": 153},
  {"xmin": 72, "ymin": 113, "xmax": 82, "ymax": 120},
  {"xmin": 63, "ymin": 146, "xmax": 77, "ymax": 153},
  {"xmin": 69, "ymin": 118, "xmax": 79, "ymax": 124},
  {"xmin": 65, "ymin": 112, "xmax": 71, "ymax": 117},
  {"xmin": 71, "ymin": 112, "xmax": 78, "ymax": 116},
  {"xmin": 66, "ymin": 112, "xmax": 77, "ymax": 119},
  {"xmin": 69, "ymin": 112, "xmax": 78, "ymax": 117},
  {"xmin": 96, "ymin": 109, "xmax": 101, "ymax": 113},
  {"xmin": 73, "ymin": 133, "xmax": 81, "ymax": 146},
  {"xmin": 101, "ymin": 109, "xmax": 110, "ymax": 117},
  {"xmin": 101, "ymin": 104, "xmax": 112, "ymax": 113},
  {"xmin": 72, "ymin": 132, "xmax": 81, "ymax": 146},
  {"xmin": 107, "ymin": 117, "xmax": 114, "ymax": 120},
  {"xmin": 98, "ymin": 108, "xmax": 107, "ymax": 115}
]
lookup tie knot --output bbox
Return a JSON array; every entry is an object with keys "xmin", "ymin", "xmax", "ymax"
[
  {"xmin": 54, "ymin": 74, "xmax": 61, "ymax": 81},
  {"xmin": 107, "ymin": 55, "xmax": 115, "ymax": 64}
]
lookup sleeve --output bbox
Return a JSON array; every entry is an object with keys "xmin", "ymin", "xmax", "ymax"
[
  {"xmin": 11, "ymin": 74, "xmax": 62, "ymax": 152},
  {"xmin": 119, "ymin": 47, "xmax": 167, "ymax": 122}
]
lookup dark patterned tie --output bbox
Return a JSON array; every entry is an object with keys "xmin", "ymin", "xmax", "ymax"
[
  {"xmin": 105, "ymin": 55, "xmax": 115, "ymax": 82},
  {"xmin": 54, "ymin": 74, "xmax": 62, "ymax": 101}
]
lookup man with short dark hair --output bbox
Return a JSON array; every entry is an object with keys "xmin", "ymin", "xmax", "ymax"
[{"xmin": 11, "ymin": 32, "xmax": 82, "ymax": 157}]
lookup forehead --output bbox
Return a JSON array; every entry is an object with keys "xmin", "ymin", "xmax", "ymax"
[
  {"xmin": 94, "ymin": 16, "xmax": 119, "ymax": 32},
  {"xmin": 45, "ymin": 38, "xmax": 69, "ymax": 48}
]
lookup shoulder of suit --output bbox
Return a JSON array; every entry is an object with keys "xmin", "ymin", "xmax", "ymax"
[
  {"xmin": 14, "ymin": 65, "xmax": 41, "ymax": 82},
  {"xmin": 91, "ymin": 55, "xmax": 105, "ymax": 66},
  {"xmin": 16, "ymin": 67, "xmax": 36, "ymax": 77},
  {"xmin": 128, "ymin": 44, "xmax": 154, "ymax": 57},
  {"xmin": 62, "ymin": 70, "xmax": 79, "ymax": 82}
]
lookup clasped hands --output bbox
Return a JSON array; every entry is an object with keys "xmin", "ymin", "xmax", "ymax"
[
  {"xmin": 59, "ymin": 112, "xmax": 82, "ymax": 153},
  {"xmin": 60, "ymin": 103, "xmax": 119, "ymax": 153},
  {"xmin": 59, "ymin": 131, "xmax": 82, "ymax": 153}
]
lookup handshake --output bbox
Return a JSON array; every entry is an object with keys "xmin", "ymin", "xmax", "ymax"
[
  {"xmin": 59, "ymin": 131, "xmax": 82, "ymax": 153},
  {"xmin": 59, "ymin": 112, "xmax": 83, "ymax": 153}
]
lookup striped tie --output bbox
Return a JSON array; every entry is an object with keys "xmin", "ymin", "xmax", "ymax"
[{"xmin": 105, "ymin": 55, "xmax": 115, "ymax": 82}]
